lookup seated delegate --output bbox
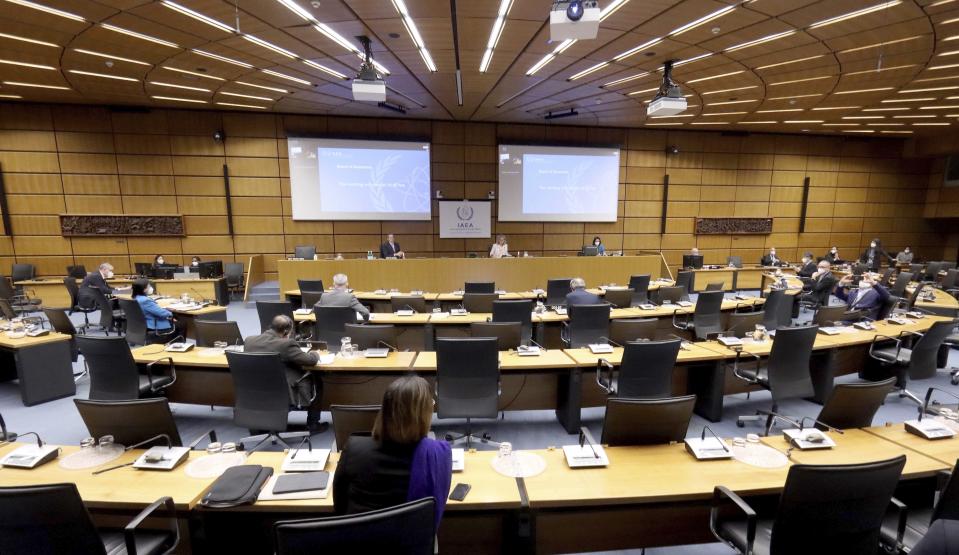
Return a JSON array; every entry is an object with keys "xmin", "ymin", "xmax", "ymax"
[
  {"xmin": 315, "ymin": 273, "xmax": 370, "ymax": 322},
  {"xmin": 566, "ymin": 277, "xmax": 602, "ymax": 306},
  {"xmin": 131, "ymin": 278, "xmax": 181, "ymax": 341},
  {"xmin": 333, "ymin": 374, "xmax": 452, "ymax": 528},
  {"xmin": 591, "ymin": 236, "xmax": 606, "ymax": 255},
  {"xmin": 490, "ymin": 234, "xmax": 510, "ymax": 258},
  {"xmin": 834, "ymin": 272, "xmax": 890, "ymax": 320},
  {"xmin": 380, "ymin": 234, "xmax": 405, "ymax": 259}
]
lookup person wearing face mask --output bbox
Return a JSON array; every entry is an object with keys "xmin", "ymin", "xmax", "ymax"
[
  {"xmin": 835, "ymin": 272, "xmax": 890, "ymax": 320},
  {"xmin": 825, "ymin": 247, "xmax": 842, "ymax": 264},
  {"xmin": 761, "ymin": 247, "xmax": 784, "ymax": 267},
  {"xmin": 131, "ymin": 278, "xmax": 179, "ymax": 341},
  {"xmin": 859, "ymin": 238, "xmax": 892, "ymax": 272},
  {"xmin": 191, "ymin": 256, "xmax": 201, "ymax": 267},
  {"xmin": 591, "ymin": 236, "xmax": 606, "ymax": 256},
  {"xmin": 797, "ymin": 252, "xmax": 817, "ymax": 278},
  {"xmin": 799, "ymin": 260, "xmax": 837, "ymax": 308},
  {"xmin": 77, "ymin": 262, "xmax": 121, "ymax": 309},
  {"xmin": 896, "ymin": 246, "xmax": 913, "ymax": 265},
  {"xmin": 153, "ymin": 254, "xmax": 167, "ymax": 268}
]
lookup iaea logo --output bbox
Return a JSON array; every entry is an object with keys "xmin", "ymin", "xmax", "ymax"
[{"xmin": 456, "ymin": 205, "xmax": 474, "ymax": 221}]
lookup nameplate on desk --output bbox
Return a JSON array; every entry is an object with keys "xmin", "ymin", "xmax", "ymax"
[
  {"xmin": 394, "ymin": 310, "xmax": 415, "ymax": 316},
  {"xmin": 905, "ymin": 419, "xmax": 957, "ymax": 440},
  {"xmin": 588, "ymin": 344, "xmax": 614, "ymax": 354},
  {"xmin": 783, "ymin": 429, "xmax": 836, "ymax": 450},
  {"xmin": 364, "ymin": 348, "xmax": 389, "ymax": 358},
  {"xmin": 817, "ymin": 327, "xmax": 842, "ymax": 336},
  {"xmin": 684, "ymin": 437, "xmax": 733, "ymax": 460},
  {"xmin": 676, "ymin": 301, "xmax": 693, "ymax": 308},
  {"xmin": 638, "ymin": 303, "xmax": 657, "ymax": 310},
  {"xmin": 563, "ymin": 444, "xmax": 609, "ymax": 468},
  {"xmin": 281, "ymin": 448, "xmax": 330, "ymax": 472},
  {"xmin": 452, "ymin": 448, "xmax": 464, "ymax": 472},
  {"xmin": 531, "ymin": 289, "xmax": 545, "ymax": 295},
  {"xmin": 452, "ymin": 290, "xmax": 465, "ymax": 295},
  {"xmin": 554, "ymin": 307, "xmax": 568, "ymax": 316},
  {"xmin": 887, "ymin": 317, "xmax": 909, "ymax": 325},
  {"xmin": 165, "ymin": 343, "xmax": 193, "ymax": 353},
  {"xmin": 373, "ymin": 289, "xmax": 387, "ymax": 295},
  {"xmin": 294, "ymin": 308, "xmax": 312, "ymax": 315},
  {"xmin": 25, "ymin": 329, "xmax": 49, "ymax": 337},
  {"xmin": 316, "ymin": 353, "xmax": 336, "ymax": 365},
  {"xmin": 717, "ymin": 336, "xmax": 743, "ymax": 347},
  {"xmin": 906, "ymin": 311, "xmax": 925, "ymax": 319},
  {"xmin": 450, "ymin": 308, "xmax": 469, "ymax": 316},
  {"xmin": 516, "ymin": 345, "xmax": 541, "ymax": 356},
  {"xmin": 133, "ymin": 446, "xmax": 190, "ymax": 470},
  {"xmin": 0, "ymin": 444, "xmax": 60, "ymax": 468},
  {"xmin": 853, "ymin": 322, "xmax": 875, "ymax": 330}
]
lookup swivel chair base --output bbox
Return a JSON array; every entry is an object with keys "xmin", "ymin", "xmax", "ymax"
[
  {"xmin": 443, "ymin": 418, "xmax": 500, "ymax": 450},
  {"xmin": 736, "ymin": 407, "xmax": 796, "ymax": 437},
  {"xmin": 239, "ymin": 431, "xmax": 310, "ymax": 452}
]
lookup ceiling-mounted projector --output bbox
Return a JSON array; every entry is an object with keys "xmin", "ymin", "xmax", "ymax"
[
  {"xmin": 646, "ymin": 60, "xmax": 687, "ymax": 117},
  {"xmin": 550, "ymin": 0, "xmax": 600, "ymax": 41},
  {"xmin": 352, "ymin": 35, "xmax": 386, "ymax": 102}
]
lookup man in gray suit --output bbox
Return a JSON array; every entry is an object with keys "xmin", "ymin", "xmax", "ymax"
[
  {"xmin": 314, "ymin": 273, "xmax": 370, "ymax": 321},
  {"xmin": 244, "ymin": 314, "xmax": 327, "ymax": 433},
  {"xmin": 565, "ymin": 277, "xmax": 602, "ymax": 306}
]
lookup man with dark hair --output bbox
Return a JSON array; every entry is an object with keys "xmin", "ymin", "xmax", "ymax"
[
  {"xmin": 797, "ymin": 252, "xmax": 817, "ymax": 278},
  {"xmin": 245, "ymin": 314, "xmax": 327, "ymax": 433}
]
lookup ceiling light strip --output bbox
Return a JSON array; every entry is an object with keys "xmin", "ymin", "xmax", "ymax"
[
  {"xmin": 262, "ymin": 69, "xmax": 311, "ymax": 85},
  {"xmin": 74, "ymin": 49, "xmax": 150, "ymax": 66},
  {"xmin": 192, "ymin": 49, "xmax": 252, "ymax": 68},
  {"xmin": 68, "ymin": 69, "xmax": 138, "ymax": 82},
  {"xmin": 162, "ymin": 66, "xmax": 225, "ymax": 81},
  {"xmin": 669, "ymin": 5, "xmax": 736, "ymax": 36},
  {"xmin": 0, "ymin": 32, "xmax": 58, "ymax": 47},
  {"xmin": 808, "ymin": 1, "xmax": 902, "ymax": 29},
  {"xmin": 391, "ymin": 0, "xmax": 437, "ymax": 72},
  {"xmin": 220, "ymin": 91, "xmax": 274, "ymax": 101},
  {"xmin": 725, "ymin": 30, "xmax": 795, "ymax": 53},
  {"xmin": 480, "ymin": 0, "xmax": 513, "ymax": 73},
  {"xmin": 526, "ymin": 39, "xmax": 575, "ymax": 76},
  {"xmin": 4, "ymin": 0, "xmax": 84, "ymax": 21},
  {"xmin": 216, "ymin": 102, "xmax": 267, "ymax": 109},
  {"xmin": 2, "ymin": 80, "xmax": 69, "ymax": 89},
  {"xmin": 101, "ymin": 24, "xmax": 178, "ymax": 48},
  {"xmin": 243, "ymin": 34, "xmax": 297, "ymax": 59},
  {"xmin": 0, "ymin": 59, "xmax": 54, "ymax": 70},
  {"xmin": 151, "ymin": 95, "xmax": 206, "ymax": 103},
  {"xmin": 755, "ymin": 55, "xmax": 825, "ymax": 71},
  {"xmin": 236, "ymin": 81, "xmax": 289, "ymax": 93},
  {"xmin": 149, "ymin": 81, "xmax": 210, "ymax": 92},
  {"xmin": 686, "ymin": 70, "xmax": 744, "ymax": 84},
  {"xmin": 160, "ymin": 0, "xmax": 234, "ymax": 32}
]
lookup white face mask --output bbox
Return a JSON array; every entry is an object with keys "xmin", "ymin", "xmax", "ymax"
[
  {"xmin": 192, "ymin": 261, "xmax": 199, "ymax": 266},
  {"xmin": 146, "ymin": 286, "xmax": 154, "ymax": 295},
  {"xmin": 831, "ymin": 250, "xmax": 837, "ymax": 254},
  {"xmin": 594, "ymin": 240, "xmax": 600, "ymax": 246},
  {"xmin": 770, "ymin": 252, "xmax": 776, "ymax": 257},
  {"xmin": 105, "ymin": 271, "xmax": 114, "ymax": 279},
  {"xmin": 870, "ymin": 243, "xmax": 876, "ymax": 249},
  {"xmin": 157, "ymin": 258, "xmax": 164, "ymax": 265},
  {"xmin": 858, "ymin": 280, "xmax": 872, "ymax": 289}
]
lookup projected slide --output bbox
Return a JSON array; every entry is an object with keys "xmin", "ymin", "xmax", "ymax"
[
  {"xmin": 287, "ymin": 138, "xmax": 431, "ymax": 221},
  {"xmin": 499, "ymin": 144, "xmax": 620, "ymax": 222}
]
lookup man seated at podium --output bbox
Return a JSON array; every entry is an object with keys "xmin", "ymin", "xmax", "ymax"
[
  {"xmin": 379, "ymin": 234, "xmax": 405, "ymax": 259},
  {"xmin": 566, "ymin": 277, "xmax": 601, "ymax": 306},
  {"xmin": 761, "ymin": 247, "xmax": 784, "ymax": 267}
]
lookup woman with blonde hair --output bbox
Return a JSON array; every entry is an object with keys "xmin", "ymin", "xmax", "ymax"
[{"xmin": 333, "ymin": 375, "xmax": 452, "ymax": 528}]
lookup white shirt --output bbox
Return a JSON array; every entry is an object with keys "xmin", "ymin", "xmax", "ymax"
[{"xmin": 490, "ymin": 243, "xmax": 509, "ymax": 258}]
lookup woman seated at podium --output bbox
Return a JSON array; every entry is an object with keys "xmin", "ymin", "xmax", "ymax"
[
  {"xmin": 131, "ymin": 278, "xmax": 179, "ymax": 342},
  {"xmin": 591, "ymin": 236, "xmax": 606, "ymax": 255},
  {"xmin": 333, "ymin": 375, "xmax": 451, "ymax": 527},
  {"xmin": 490, "ymin": 234, "xmax": 510, "ymax": 258}
]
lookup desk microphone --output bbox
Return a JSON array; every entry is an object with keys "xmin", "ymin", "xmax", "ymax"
[
  {"xmin": 798, "ymin": 416, "xmax": 844, "ymax": 434},
  {"xmin": 597, "ymin": 336, "xmax": 623, "ymax": 348},
  {"xmin": 163, "ymin": 335, "xmax": 185, "ymax": 347},
  {"xmin": 377, "ymin": 340, "xmax": 400, "ymax": 352},
  {"xmin": 0, "ymin": 412, "xmax": 16, "ymax": 443},
  {"xmin": 92, "ymin": 434, "xmax": 172, "ymax": 475},
  {"xmin": 763, "ymin": 412, "xmax": 802, "ymax": 432},
  {"xmin": 401, "ymin": 304, "xmax": 418, "ymax": 314},
  {"xmin": 13, "ymin": 431, "xmax": 42, "ymax": 448},
  {"xmin": 700, "ymin": 425, "xmax": 729, "ymax": 453},
  {"xmin": 578, "ymin": 427, "xmax": 600, "ymax": 459},
  {"xmin": 528, "ymin": 338, "xmax": 548, "ymax": 353},
  {"xmin": 919, "ymin": 387, "xmax": 959, "ymax": 421},
  {"xmin": 291, "ymin": 435, "xmax": 313, "ymax": 457}
]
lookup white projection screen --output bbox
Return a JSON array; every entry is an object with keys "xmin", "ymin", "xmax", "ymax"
[
  {"xmin": 497, "ymin": 144, "xmax": 620, "ymax": 222},
  {"xmin": 287, "ymin": 137, "xmax": 432, "ymax": 221}
]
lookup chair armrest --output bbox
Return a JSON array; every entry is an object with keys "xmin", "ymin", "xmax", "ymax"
[
  {"xmin": 672, "ymin": 309, "xmax": 691, "ymax": 331},
  {"xmin": 124, "ymin": 496, "xmax": 178, "ymax": 555},
  {"xmin": 293, "ymin": 372, "xmax": 317, "ymax": 404},
  {"xmin": 595, "ymin": 358, "xmax": 615, "ymax": 394},
  {"xmin": 935, "ymin": 470, "xmax": 953, "ymax": 507},
  {"xmin": 899, "ymin": 329, "xmax": 925, "ymax": 340},
  {"xmin": 560, "ymin": 321, "xmax": 570, "ymax": 346},
  {"xmin": 730, "ymin": 350, "xmax": 762, "ymax": 384},
  {"xmin": 889, "ymin": 497, "xmax": 907, "ymax": 549},
  {"xmin": 145, "ymin": 357, "xmax": 176, "ymax": 391},
  {"xmin": 187, "ymin": 429, "xmax": 218, "ymax": 450},
  {"xmin": 869, "ymin": 334, "xmax": 902, "ymax": 361},
  {"xmin": 710, "ymin": 486, "xmax": 756, "ymax": 553}
]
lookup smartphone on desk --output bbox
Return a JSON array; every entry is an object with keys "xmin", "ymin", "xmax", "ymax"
[{"xmin": 449, "ymin": 483, "xmax": 471, "ymax": 501}]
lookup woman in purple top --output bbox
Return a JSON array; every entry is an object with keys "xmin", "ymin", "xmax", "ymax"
[{"xmin": 333, "ymin": 375, "xmax": 452, "ymax": 530}]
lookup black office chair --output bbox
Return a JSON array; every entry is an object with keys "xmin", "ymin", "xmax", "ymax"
[
  {"xmin": 761, "ymin": 288, "xmax": 793, "ymax": 330},
  {"xmin": 673, "ymin": 290, "xmax": 724, "ymax": 340},
  {"xmin": 604, "ymin": 288, "xmax": 634, "ymax": 309},
  {"xmin": 294, "ymin": 246, "xmax": 316, "ymax": 260},
  {"xmin": 195, "ymin": 320, "xmax": 244, "ymax": 348},
  {"xmin": 909, "ymin": 263, "xmax": 924, "ymax": 276},
  {"xmin": 879, "ymin": 267, "xmax": 896, "ymax": 287},
  {"xmin": 815, "ymin": 377, "xmax": 896, "ymax": 430},
  {"xmin": 733, "ymin": 325, "xmax": 818, "ymax": 434},
  {"xmin": 704, "ymin": 282, "xmax": 724, "ymax": 292},
  {"xmin": 942, "ymin": 269, "xmax": 959, "ymax": 298},
  {"xmin": 66, "ymin": 264, "xmax": 87, "ymax": 279},
  {"xmin": 330, "ymin": 404, "xmax": 380, "ymax": 452},
  {"xmin": 470, "ymin": 321, "xmax": 522, "ymax": 350},
  {"xmin": 462, "ymin": 293, "xmax": 497, "ymax": 313},
  {"xmin": 76, "ymin": 335, "xmax": 175, "ymax": 400},
  {"xmin": 561, "ymin": 303, "xmax": 610, "ymax": 348},
  {"xmin": 75, "ymin": 398, "xmax": 179, "ymax": 447},
  {"xmin": 727, "ymin": 310, "xmax": 765, "ymax": 338},
  {"xmin": 224, "ymin": 262, "xmax": 245, "ymax": 300},
  {"xmin": 88, "ymin": 287, "xmax": 124, "ymax": 335},
  {"xmin": 676, "ymin": 270, "xmax": 694, "ymax": 294},
  {"xmin": 492, "ymin": 299, "xmax": 533, "ymax": 345},
  {"xmin": 0, "ymin": 276, "xmax": 41, "ymax": 315},
  {"xmin": 813, "ymin": 304, "xmax": 855, "ymax": 326},
  {"xmin": 656, "ymin": 285, "xmax": 686, "ymax": 305},
  {"xmin": 464, "ymin": 281, "xmax": 494, "ymax": 294},
  {"xmin": 601, "ymin": 395, "xmax": 696, "ymax": 446},
  {"xmin": 0, "ymin": 298, "xmax": 16, "ymax": 320},
  {"xmin": 226, "ymin": 351, "xmax": 311, "ymax": 447},
  {"xmin": 118, "ymin": 298, "xmax": 173, "ymax": 346},
  {"xmin": 436, "ymin": 337, "xmax": 499, "ymax": 448},
  {"xmin": 0, "ymin": 483, "xmax": 178, "ymax": 555},
  {"xmin": 628, "ymin": 274, "xmax": 651, "ymax": 305},
  {"xmin": 391, "ymin": 296, "xmax": 427, "ymax": 313},
  {"xmin": 926, "ymin": 261, "xmax": 944, "ymax": 282},
  {"xmin": 297, "ymin": 279, "xmax": 324, "ymax": 293},
  {"xmin": 273, "ymin": 498, "xmax": 435, "ymax": 555},
  {"xmin": 300, "ymin": 291, "xmax": 323, "ymax": 309},
  {"xmin": 609, "ymin": 318, "xmax": 658, "ymax": 344},
  {"xmin": 882, "ymin": 459, "xmax": 959, "ymax": 553},
  {"xmin": 343, "ymin": 323, "xmax": 397, "ymax": 350},
  {"xmin": 545, "ymin": 278, "xmax": 573, "ymax": 306},
  {"xmin": 890, "ymin": 271, "xmax": 913, "ymax": 299},
  {"xmin": 596, "ymin": 339, "xmax": 681, "ymax": 398},
  {"xmin": 43, "ymin": 307, "xmax": 80, "ymax": 362},
  {"xmin": 11, "ymin": 263, "xmax": 35, "ymax": 283},
  {"xmin": 313, "ymin": 306, "xmax": 356, "ymax": 352},
  {"xmin": 867, "ymin": 319, "xmax": 958, "ymax": 404},
  {"xmin": 711, "ymin": 455, "xmax": 907, "ymax": 555},
  {"xmin": 256, "ymin": 300, "xmax": 295, "ymax": 333},
  {"xmin": 727, "ymin": 256, "xmax": 743, "ymax": 268},
  {"xmin": 64, "ymin": 277, "xmax": 95, "ymax": 328}
]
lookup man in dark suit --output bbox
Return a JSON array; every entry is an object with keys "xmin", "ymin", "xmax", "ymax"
[
  {"xmin": 379, "ymin": 234, "xmax": 405, "ymax": 259},
  {"xmin": 77, "ymin": 262, "xmax": 125, "ymax": 309},
  {"xmin": 565, "ymin": 277, "xmax": 602, "ymax": 306},
  {"xmin": 859, "ymin": 238, "xmax": 891, "ymax": 272},
  {"xmin": 761, "ymin": 247, "xmax": 784, "ymax": 267},
  {"xmin": 797, "ymin": 252, "xmax": 817, "ymax": 278},
  {"xmin": 799, "ymin": 260, "xmax": 837, "ymax": 308},
  {"xmin": 244, "ymin": 314, "xmax": 327, "ymax": 432},
  {"xmin": 834, "ymin": 272, "xmax": 891, "ymax": 320}
]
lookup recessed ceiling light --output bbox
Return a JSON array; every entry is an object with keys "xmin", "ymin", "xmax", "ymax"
[
  {"xmin": 841, "ymin": 115, "xmax": 885, "ymax": 119},
  {"xmin": 160, "ymin": 1, "xmax": 234, "ymax": 33},
  {"xmin": 192, "ymin": 49, "xmax": 253, "ymax": 68},
  {"xmin": 881, "ymin": 97, "xmax": 935, "ymax": 103},
  {"xmin": 480, "ymin": 0, "xmax": 513, "ymax": 73},
  {"xmin": 768, "ymin": 94, "xmax": 823, "ymax": 100},
  {"xmin": 162, "ymin": 66, "xmax": 225, "ymax": 81},
  {"xmin": 898, "ymin": 85, "xmax": 959, "ymax": 93},
  {"xmin": 390, "ymin": 0, "xmax": 437, "ymax": 72},
  {"xmin": 811, "ymin": 106, "xmax": 861, "ymax": 111},
  {"xmin": 151, "ymin": 95, "xmax": 206, "ymax": 103},
  {"xmin": 783, "ymin": 120, "xmax": 824, "ymax": 123},
  {"xmin": 2, "ymin": 80, "xmax": 69, "ymax": 89},
  {"xmin": 834, "ymin": 87, "xmax": 895, "ymax": 94},
  {"xmin": 215, "ymin": 101, "xmax": 267, "ymax": 109},
  {"xmin": 838, "ymin": 36, "xmax": 921, "ymax": 54},
  {"xmin": 302, "ymin": 59, "xmax": 347, "ymax": 79},
  {"xmin": 0, "ymin": 32, "xmax": 58, "ymax": 47},
  {"xmin": 808, "ymin": 1, "xmax": 902, "ymax": 29},
  {"xmin": 0, "ymin": 93, "xmax": 22, "ymax": 98},
  {"xmin": 243, "ymin": 35, "xmax": 297, "ymax": 59},
  {"xmin": 149, "ymin": 81, "xmax": 210, "ymax": 92},
  {"xmin": 68, "ymin": 69, "xmax": 138, "ymax": 81},
  {"xmin": 527, "ymin": 39, "xmax": 575, "ymax": 75},
  {"xmin": 768, "ymin": 75, "xmax": 832, "ymax": 86},
  {"xmin": 612, "ymin": 38, "xmax": 663, "ymax": 62},
  {"xmin": 101, "ymin": 24, "xmax": 178, "ymax": 48},
  {"xmin": 262, "ymin": 69, "xmax": 312, "ymax": 85},
  {"xmin": 707, "ymin": 99, "xmax": 759, "ymax": 106},
  {"xmin": 725, "ymin": 30, "xmax": 796, "ymax": 52},
  {"xmin": 74, "ymin": 49, "xmax": 150, "ymax": 66},
  {"xmin": 0, "ymin": 59, "xmax": 54, "ymax": 70},
  {"xmin": 845, "ymin": 64, "xmax": 917, "ymax": 76},
  {"xmin": 757, "ymin": 108, "xmax": 805, "ymax": 113},
  {"xmin": 754, "ymin": 55, "xmax": 825, "ymax": 71},
  {"xmin": 863, "ymin": 107, "xmax": 909, "ymax": 111},
  {"xmin": 669, "ymin": 5, "xmax": 735, "ymax": 36},
  {"xmin": 740, "ymin": 121, "xmax": 777, "ymax": 124},
  {"xmin": 220, "ymin": 91, "xmax": 274, "ymax": 101},
  {"xmin": 686, "ymin": 70, "xmax": 744, "ymax": 84},
  {"xmin": 236, "ymin": 81, "xmax": 289, "ymax": 93},
  {"xmin": 4, "ymin": 0, "xmax": 84, "ymax": 21},
  {"xmin": 701, "ymin": 85, "xmax": 758, "ymax": 95},
  {"xmin": 893, "ymin": 114, "xmax": 937, "ymax": 118},
  {"xmin": 602, "ymin": 72, "xmax": 650, "ymax": 88}
]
